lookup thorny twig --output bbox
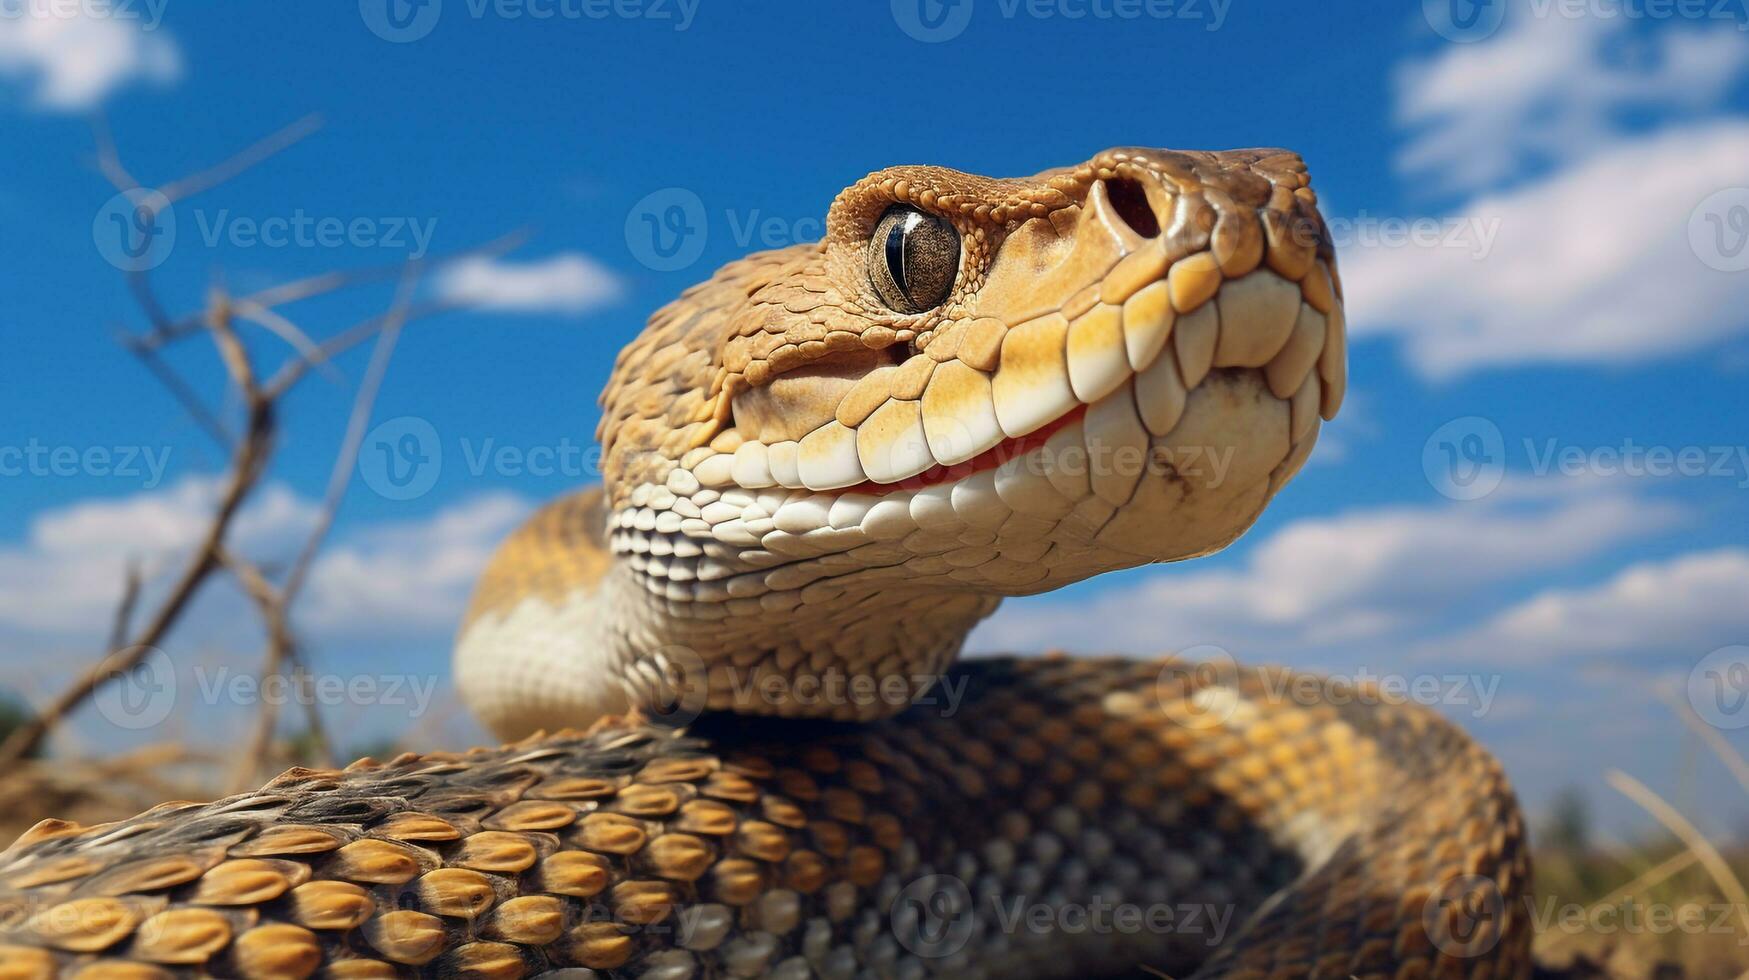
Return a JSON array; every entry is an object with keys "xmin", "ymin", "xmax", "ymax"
[{"xmin": 0, "ymin": 114, "xmax": 514, "ymax": 775}]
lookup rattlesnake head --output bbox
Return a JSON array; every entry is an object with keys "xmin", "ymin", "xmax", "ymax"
[{"xmin": 458, "ymin": 147, "xmax": 1347, "ymax": 737}]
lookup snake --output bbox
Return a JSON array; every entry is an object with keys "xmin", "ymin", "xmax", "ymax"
[{"xmin": 0, "ymin": 147, "xmax": 1533, "ymax": 979}]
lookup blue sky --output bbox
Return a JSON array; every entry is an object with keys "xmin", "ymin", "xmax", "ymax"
[{"xmin": 1, "ymin": 0, "xmax": 1748, "ymax": 835}]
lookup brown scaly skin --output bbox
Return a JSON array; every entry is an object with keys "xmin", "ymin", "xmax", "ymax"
[
  {"xmin": 0, "ymin": 658, "xmax": 1531, "ymax": 979},
  {"xmin": 0, "ymin": 148, "xmax": 1534, "ymax": 978}
]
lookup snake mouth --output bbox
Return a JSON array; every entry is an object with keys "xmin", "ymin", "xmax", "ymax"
[
  {"xmin": 827, "ymin": 405, "xmax": 1088, "ymax": 496},
  {"xmin": 632, "ymin": 275, "xmax": 1344, "ymax": 590}
]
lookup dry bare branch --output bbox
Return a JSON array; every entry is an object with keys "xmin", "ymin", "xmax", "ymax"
[
  {"xmin": 283, "ymin": 265, "xmax": 418, "ymax": 602},
  {"xmin": 0, "ymin": 349, "xmax": 271, "ymax": 765},
  {"xmin": 156, "ymin": 114, "xmax": 323, "ymax": 205},
  {"xmin": 239, "ymin": 227, "xmax": 528, "ymax": 311},
  {"xmin": 119, "ymin": 338, "xmax": 234, "ymax": 450},
  {"xmin": 1, "ymin": 115, "xmax": 514, "ymax": 773},
  {"xmin": 89, "ymin": 113, "xmax": 140, "ymax": 193},
  {"xmin": 105, "ymin": 563, "xmax": 143, "ymax": 655},
  {"xmin": 232, "ymin": 300, "xmax": 344, "ymax": 386}
]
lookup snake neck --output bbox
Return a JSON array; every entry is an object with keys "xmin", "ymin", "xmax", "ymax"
[
  {"xmin": 604, "ymin": 560, "xmax": 1002, "ymax": 721},
  {"xmin": 454, "ymin": 489, "xmax": 1004, "ymax": 737}
]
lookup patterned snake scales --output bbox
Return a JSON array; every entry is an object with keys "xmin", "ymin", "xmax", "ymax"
[{"xmin": 0, "ymin": 148, "xmax": 1533, "ymax": 979}]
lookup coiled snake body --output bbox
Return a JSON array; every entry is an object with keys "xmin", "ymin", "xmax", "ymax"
[{"xmin": 0, "ymin": 148, "xmax": 1532, "ymax": 978}]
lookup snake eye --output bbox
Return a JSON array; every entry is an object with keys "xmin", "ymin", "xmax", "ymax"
[{"xmin": 868, "ymin": 206, "xmax": 960, "ymax": 314}]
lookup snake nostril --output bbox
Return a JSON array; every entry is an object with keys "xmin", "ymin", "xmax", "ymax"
[{"xmin": 1103, "ymin": 177, "xmax": 1161, "ymax": 240}]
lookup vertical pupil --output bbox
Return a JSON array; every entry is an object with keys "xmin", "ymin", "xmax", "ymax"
[{"xmin": 885, "ymin": 217, "xmax": 911, "ymax": 297}]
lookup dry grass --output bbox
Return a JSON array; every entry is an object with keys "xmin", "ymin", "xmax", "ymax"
[{"xmin": 1532, "ymin": 839, "xmax": 1749, "ymax": 978}]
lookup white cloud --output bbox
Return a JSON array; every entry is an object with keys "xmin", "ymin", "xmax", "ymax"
[
  {"xmin": 0, "ymin": 479, "xmax": 529, "ymax": 640},
  {"xmin": 1346, "ymin": 120, "xmax": 1749, "ymax": 377},
  {"xmin": 437, "ymin": 253, "xmax": 622, "ymax": 315},
  {"xmin": 0, "ymin": 5, "xmax": 179, "ymax": 110},
  {"xmin": 970, "ymin": 478, "xmax": 1684, "ymax": 657},
  {"xmin": 0, "ymin": 477, "xmax": 317, "ymax": 635},
  {"xmin": 301, "ymin": 493, "xmax": 531, "ymax": 634},
  {"xmin": 1427, "ymin": 548, "xmax": 1749, "ymax": 661},
  {"xmin": 1396, "ymin": 8, "xmax": 1749, "ymax": 193}
]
